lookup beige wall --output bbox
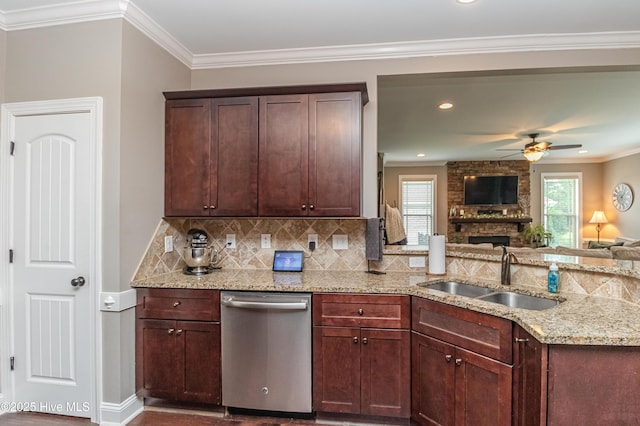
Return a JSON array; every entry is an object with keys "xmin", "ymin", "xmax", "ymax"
[
  {"xmin": 603, "ymin": 152, "xmax": 640, "ymax": 239},
  {"xmin": 4, "ymin": 19, "xmax": 191, "ymax": 407},
  {"xmin": 0, "ymin": 29, "xmax": 6, "ymax": 103},
  {"xmin": 191, "ymin": 48, "xmax": 640, "ymax": 218},
  {"xmin": 530, "ymin": 162, "xmax": 604, "ymax": 242},
  {"xmin": 383, "ymin": 165, "xmax": 448, "ymax": 235},
  {"xmin": 113, "ymin": 22, "xmax": 190, "ymax": 403}
]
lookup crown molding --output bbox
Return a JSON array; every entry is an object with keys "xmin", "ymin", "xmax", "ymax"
[
  {"xmin": 0, "ymin": 0, "xmax": 126, "ymax": 30},
  {"xmin": 190, "ymin": 31, "xmax": 640, "ymax": 70},
  {"xmin": 123, "ymin": 1, "xmax": 192, "ymax": 67},
  {"xmin": 1, "ymin": 1, "xmax": 640, "ymax": 70}
]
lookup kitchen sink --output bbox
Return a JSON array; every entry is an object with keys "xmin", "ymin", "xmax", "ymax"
[
  {"xmin": 419, "ymin": 281, "xmax": 496, "ymax": 298},
  {"xmin": 419, "ymin": 281, "xmax": 560, "ymax": 311},
  {"xmin": 476, "ymin": 292, "xmax": 560, "ymax": 311}
]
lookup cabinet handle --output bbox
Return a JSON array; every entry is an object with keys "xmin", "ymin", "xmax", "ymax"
[
  {"xmin": 353, "ymin": 337, "xmax": 359, "ymax": 344},
  {"xmin": 455, "ymin": 358, "xmax": 462, "ymax": 366},
  {"xmin": 301, "ymin": 204, "xmax": 306, "ymax": 210},
  {"xmin": 362, "ymin": 337, "xmax": 368, "ymax": 345},
  {"xmin": 515, "ymin": 337, "xmax": 529, "ymax": 343},
  {"xmin": 358, "ymin": 308, "xmax": 364, "ymax": 315},
  {"xmin": 210, "ymin": 205, "xmax": 216, "ymax": 209},
  {"xmin": 445, "ymin": 354, "xmax": 452, "ymax": 362},
  {"xmin": 168, "ymin": 328, "xmax": 175, "ymax": 335},
  {"xmin": 173, "ymin": 301, "xmax": 181, "ymax": 307},
  {"xmin": 309, "ymin": 204, "xmax": 314, "ymax": 210},
  {"xmin": 203, "ymin": 205, "xmax": 209, "ymax": 209},
  {"xmin": 176, "ymin": 329, "xmax": 183, "ymax": 335}
]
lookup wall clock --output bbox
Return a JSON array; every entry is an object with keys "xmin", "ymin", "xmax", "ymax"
[{"xmin": 613, "ymin": 183, "xmax": 634, "ymax": 211}]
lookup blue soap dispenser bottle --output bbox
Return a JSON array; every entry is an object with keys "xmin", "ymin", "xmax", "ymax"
[{"xmin": 548, "ymin": 262, "xmax": 559, "ymax": 293}]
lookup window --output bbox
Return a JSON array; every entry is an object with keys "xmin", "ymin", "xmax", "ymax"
[
  {"xmin": 399, "ymin": 175, "xmax": 436, "ymax": 245},
  {"xmin": 542, "ymin": 173, "xmax": 582, "ymax": 248}
]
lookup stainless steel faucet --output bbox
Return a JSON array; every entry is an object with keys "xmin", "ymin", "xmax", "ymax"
[{"xmin": 500, "ymin": 246, "xmax": 518, "ymax": 285}]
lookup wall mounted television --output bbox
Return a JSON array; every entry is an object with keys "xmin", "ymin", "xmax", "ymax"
[{"xmin": 463, "ymin": 175, "xmax": 519, "ymax": 206}]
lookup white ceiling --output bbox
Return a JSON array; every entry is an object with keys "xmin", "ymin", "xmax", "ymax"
[{"xmin": 1, "ymin": 0, "xmax": 640, "ymax": 164}]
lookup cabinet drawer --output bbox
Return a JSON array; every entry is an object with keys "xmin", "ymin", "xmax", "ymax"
[
  {"xmin": 412, "ymin": 297, "xmax": 512, "ymax": 363},
  {"xmin": 136, "ymin": 288, "xmax": 220, "ymax": 321},
  {"xmin": 313, "ymin": 293, "xmax": 410, "ymax": 329}
]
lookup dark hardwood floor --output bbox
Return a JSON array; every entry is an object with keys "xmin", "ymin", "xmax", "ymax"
[{"xmin": 1, "ymin": 410, "xmax": 333, "ymax": 426}]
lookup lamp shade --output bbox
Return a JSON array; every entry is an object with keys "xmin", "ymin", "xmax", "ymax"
[{"xmin": 589, "ymin": 210, "xmax": 608, "ymax": 224}]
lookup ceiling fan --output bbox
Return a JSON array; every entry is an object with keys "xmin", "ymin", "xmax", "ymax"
[{"xmin": 498, "ymin": 133, "xmax": 583, "ymax": 162}]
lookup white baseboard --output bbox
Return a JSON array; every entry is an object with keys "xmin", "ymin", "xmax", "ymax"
[{"xmin": 100, "ymin": 394, "xmax": 143, "ymax": 426}]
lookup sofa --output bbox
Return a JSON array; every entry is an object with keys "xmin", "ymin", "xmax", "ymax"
[{"xmin": 446, "ymin": 237, "xmax": 640, "ymax": 260}]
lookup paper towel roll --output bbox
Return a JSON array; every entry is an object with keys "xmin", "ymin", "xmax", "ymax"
[{"xmin": 428, "ymin": 235, "xmax": 446, "ymax": 275}]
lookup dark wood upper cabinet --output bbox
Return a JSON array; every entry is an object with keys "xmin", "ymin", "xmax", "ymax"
[
  {"xmin": 165, "ymin": 97, "xmax": 258, "ymax": 217},
  {"xmin": 258, "ymin": 94, "xmax": 309, "ymax": 216},
  {"xmin": 164, "ymin": 83, "xmax": 366, "ymax": 217},
  {"xmin": 210, "ymin": 97, "xmax": 259, "ymax": 216},
  {"xmin": 308, "ymin": 92, "xmax": 361, "ymax": 217},
  {"xmin": 165, "ymin": 99, "xmax": 211, "ymax": 217}
]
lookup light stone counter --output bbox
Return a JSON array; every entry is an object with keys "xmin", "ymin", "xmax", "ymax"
[{"xmin": 132, "ymin": 269, "xmax": 640, "ymax": 347}]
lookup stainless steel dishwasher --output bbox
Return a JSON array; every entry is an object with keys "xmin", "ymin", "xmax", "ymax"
[{"xmin": 220, "ymin": 291, "xmax": 312, "ymax": 414}]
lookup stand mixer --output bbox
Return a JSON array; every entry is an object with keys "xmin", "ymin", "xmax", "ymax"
[{"xmin": 182, "ymin": 228, "xmax": 222, "ymax": 275}]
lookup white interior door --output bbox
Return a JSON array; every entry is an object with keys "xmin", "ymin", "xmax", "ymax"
[{"xmin": 7, "ymin": 106, "xmax": 98, "ymax": 418}]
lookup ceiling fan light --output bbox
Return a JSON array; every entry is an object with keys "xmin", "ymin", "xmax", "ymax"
[{"xmin": 523, "ymin": 150, "xmax": 544, "ymax": 162}]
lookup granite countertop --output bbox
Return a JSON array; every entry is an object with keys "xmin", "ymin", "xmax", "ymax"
[{"xmin": 132, "ymin": 269, "xmax": 640, "ymax": 347}]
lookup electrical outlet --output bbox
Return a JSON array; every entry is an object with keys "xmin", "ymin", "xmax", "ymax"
[
  {"xmin": 261, "ymin": 234, "xmax": 271, "ymax": 249},
  {"xmin": 226, "ymin": 234, "xmax": 236, "ymax": 249},
  {"xmin": 308, "ymin": 234, "xmax": 318, "ymax": 250},
  {"xmin": 332, "ymin": 234, "xmax": 348, "ymax": 250},
  {"xmin": 164, "ymin": 236, "xmax": 173, "ymax": 253},
  {"xmin": 409, "ymin": 257, "xmax": 426, "ymax": 268}
]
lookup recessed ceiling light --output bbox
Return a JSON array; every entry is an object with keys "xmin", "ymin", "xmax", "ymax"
[
  {"xmin": 578, "ymin": 150, "xmax": 588, "ymax": 154},
  {"xmin": 438, "ymin": 102, "xmax": 454, "ymax": 110},
  {"xmin": 457, "ymin": 0, "xmax": 477, "ymax": 4},
  {"xmin": 417, "ymin": 153, "xmax": 425, "ymax": 157}
]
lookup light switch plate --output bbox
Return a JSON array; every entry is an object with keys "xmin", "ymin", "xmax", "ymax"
[
  {"xmin": 164, "ymin": 235, "xmax": 173, "ymax": 253},
  {"xmin": 332, "ymin": 234, "xmax": 348, "ymax": 250},
  {"xmin": 261, "ymin": 234, "xmax": 271, "ymax": 249},
  {"xmin": 409, "ymin": 256, "xmax": 426, "ymax": 268},
  {"xmin": 226, "ymin": 234, "xmax": 236, "ymax": 249}
]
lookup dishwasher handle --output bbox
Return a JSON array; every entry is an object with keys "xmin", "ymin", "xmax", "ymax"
[{"xmin": 221, "ymin": 296, "xmax": 308, "ymax": 310}]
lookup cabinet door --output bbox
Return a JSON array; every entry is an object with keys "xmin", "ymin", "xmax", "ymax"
[
  {"xmin": 411, "ymin": 332, "xmax": 455, "ymax": 426},
  {"xmin": 313, "ymin": 326, "xmax": 361, "ymax": 414},
  {"xmin": 308, "ymin": 92, "xmax": 361, "ymax": 216},
  {"xmin": 258, "ymin": 94, "xmax": 309, "ymax": 216},
  {"xmin": 136, "ymin": 319, "xmax": 177, "ymax": 400},
  {"xmin": 361, "ymin": 329, "xmax": 410, "ymax": 417},
  {"xmin": 455, "ymin": 347, "xmax": 512, "ymax": 426},
  {"xmin": 176, "ymin": 321, "xmax": 221, "ymax": 404},
  {"xmin": 211, "ymin": 97, "xmax": 259, "ymax": 216},
  {"xmin": 513, "ymin": 326, "xmax": 547, "ymax": 426},
  {"xmin": 165, "ymin": 99, "xmax": 211, "ymax": 216}
]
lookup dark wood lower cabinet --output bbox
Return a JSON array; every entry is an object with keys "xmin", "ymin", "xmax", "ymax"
[
  {"xmin": 313, "ymin": 326, "xmax": 410, "ymax": 417},
  {"xmin": 411, "ymin": 331, "xmax": 512, "ymax": 426},
  {"xmin": 513, "ymin": 325, "xmax": 547, "ymax": 426},
  {"xmin": 136, "ymin": 289, "xmax": 221, "ymax": 405},
  {"xmin": 547, "ymin": 345, "xmax": 640, "ymax": 425},
  {"xmin": 136, "ymin": 319, "xmax": 221, "ymax": 404}
]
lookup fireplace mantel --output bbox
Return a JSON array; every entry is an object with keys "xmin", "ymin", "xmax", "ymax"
[{"xmin": 449, "ymin": 217, "xmax": 533, "ymax": 232}]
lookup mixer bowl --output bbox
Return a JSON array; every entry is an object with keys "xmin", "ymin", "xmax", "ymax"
[{"xmin": 184, "ymin": 246, "xmax": 214, "ymax": 268}]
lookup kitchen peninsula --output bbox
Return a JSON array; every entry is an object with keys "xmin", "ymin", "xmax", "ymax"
[{"xmin": 133, "ymin": 244, "xmax": 640, "ymax": 425}]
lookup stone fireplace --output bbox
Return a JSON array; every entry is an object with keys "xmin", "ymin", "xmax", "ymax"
[{"xmin": 447, "ymin": 160, "xmax": 531, "ymax": 247}]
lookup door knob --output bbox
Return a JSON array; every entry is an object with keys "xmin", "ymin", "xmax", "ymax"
[{"xmin": 71, "ymin": 276, "xmax": 86, "ymax": 287}]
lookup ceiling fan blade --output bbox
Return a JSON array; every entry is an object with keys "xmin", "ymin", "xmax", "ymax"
[
  {"xmin": 499, "ymin": 152, "xmax": 522, "ymax": 159},
  {"xmin": 548, "ymin": 144, "xmax": 583, "ymax": 150},
  {"xmin": 535, "ymin": 141, "xmax": 551, "ymax": 150}
]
